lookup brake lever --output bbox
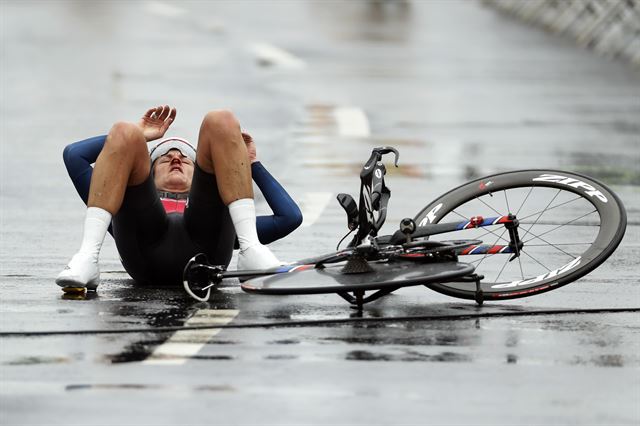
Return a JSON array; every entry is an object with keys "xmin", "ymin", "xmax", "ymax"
[
  {"xmin": 337, "ymin": 193, "xmax": 359, "ymax": 231},
  {"xmin": 373, "ymin": 146, "xmax": 399, "ymax": 167},
  {"xmin": 366, "ymin": 147, "xmax": 399, "ymax": 208},
  {"xmin": 361, "ymin": 146, "xmax": 400, "ymax": 179}
]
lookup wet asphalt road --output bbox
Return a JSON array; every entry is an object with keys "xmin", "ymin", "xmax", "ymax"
[{"xmin": 1, "ymin": 1, "xmax": 639, "ymax": 425}]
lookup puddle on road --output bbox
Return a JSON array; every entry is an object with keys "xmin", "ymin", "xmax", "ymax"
[
  {"xmin": 65, "ymin": 383, "xmax": 235, "ymax": 392},
  {"xmin": 190, "ymin": 355, "xmax": 234, "ymax": 361},
  {"xmin": 570, "ymin": 354, "xmax": 626, "ymax": 368},
  {"xmin": 345, "ymin": 349, "xmax": 471, "ymax": 362},
  {"xmin": 570, "ymin": 166, "xmax": 640, "ymax": 186},
  {"xmin": 105, "ymin": 339, "xmax": 167, "ymax": 363},
  {"xmin": 268, "ymin": 339, "xmax": 301, "ymax": 345},
  {"xmin": 561, "ymin": 152, "xmax": 640, "ymax": 186},
  {"xmin": 4, "ymin": 356, "xmax": 71, "ymax": 366},
  {"xmin": 264, "ymin": 354, "xmax": 299, "ymax": 360},
  {"xmin": 321, "ymin": 332, "xmax": 477, "ymax": 347}
]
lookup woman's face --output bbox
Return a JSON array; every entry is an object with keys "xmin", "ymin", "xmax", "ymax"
[{"xmin": 152, "ymin": 149, "xmax": 194, "ymax": 193}]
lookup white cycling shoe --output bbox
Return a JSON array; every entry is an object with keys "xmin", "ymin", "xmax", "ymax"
[
  {"xmin": 56, "ymin": 253, "xmax": 100, "ymax": 291},
  {"xmin": 237, "ymin": 244, "xmax": 282, "ymax": 271}
]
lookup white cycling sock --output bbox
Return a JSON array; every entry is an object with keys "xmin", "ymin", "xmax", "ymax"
[
  {"xmin": 228, "ymin": 198, "xmax": 260, "ymax": 251},
  {"xmin": 77, "ymin": 207, "xmax": 112, "ymax": 261}
]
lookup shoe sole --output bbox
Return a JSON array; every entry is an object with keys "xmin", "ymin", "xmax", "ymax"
[{"xmin": 56, "ymin": 278, "xmax": 99, "ymax": 292}]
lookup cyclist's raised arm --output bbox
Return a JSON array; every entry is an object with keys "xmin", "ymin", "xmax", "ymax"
[
  {"xmin": 252, "ymin": 162, "xmax": 303, "ymax": 244},
  {"xmin": 62, "ymin": 135, "xmax": 107, "ymax": 205}
]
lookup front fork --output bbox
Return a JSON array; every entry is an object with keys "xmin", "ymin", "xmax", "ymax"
[{"xmin": 504, "ymin": 214, "xmax": 524, "ymax": 261}]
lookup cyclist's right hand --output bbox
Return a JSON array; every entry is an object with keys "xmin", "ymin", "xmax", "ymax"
[{"xmin": 138, "ymin": 105, "xmax": 177, "ymax": 142}]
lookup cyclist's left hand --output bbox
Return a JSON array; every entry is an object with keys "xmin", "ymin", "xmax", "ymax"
[
  {"xmin": 242, "ymin": 131, "xmax": 257, "ymax": 163},
  {"xmin": 139, "ymin": 105, "xmax": 177, "ymax": 142}
]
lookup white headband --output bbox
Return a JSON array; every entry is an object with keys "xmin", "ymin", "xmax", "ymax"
[{"xmin": 149, "ymin": 137, "xmax": 197, "ymax": 164}]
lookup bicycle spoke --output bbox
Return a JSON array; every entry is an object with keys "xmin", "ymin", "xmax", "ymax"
[
  {"xmin": 518, "ymin": 195, "xmax": 585, "ymax": 223},
  {"xmin": 524, "ymin": 243, "xmax": 593, "ymax": 247},
  {"xmin": 519, "ymin": 220, "xmax": 600, "ymax": 227},
  {"xmin": 520, "ymin": 249, "xmax": 552, "ymax": 273},
  {"xmin": 474, "ymin": 195, "xmax": 504, "ymax": 217},
  {"xmin": 515, "ymin": 185, "xmax": 535, "ymax": 217},
  {"xmin": 494, "ymin": 252, "xmax": 512, "ymax": 283},
  {"xmin": 523, "ymin": 209, "xmax": 598, "ymax": 244},
  {"xmin": 504, "ymin": 190, "xmax": 511, "ymax": 214},
  {"xmin": 519, "ymin": 189, "xmax": 562, "ymax": 242},
  {"xmin": 469, "ymin": 256, "xmax": 494, "ymax": 265},
  {"xmin": 450, "ymin": 209, "xmax": 470, "ymax": 221},
  {"xmin": 522, "ymin": 230, "xmax": 582, "ymax": 259},
  {"xmin": 467, "ymin": 228, "xmax": 512, "ymax": 245},
  {"xmin": 474, "ymin": 228, "xmax": 508, "ymax": 271}
]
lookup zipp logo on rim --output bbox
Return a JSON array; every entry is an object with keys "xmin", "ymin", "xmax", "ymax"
[
  {"xmin": 418, "ymin": 203, "xmax": 443, "ymax": 226},
  {"xmin": 491, "ymin": 257, "xmax": 582, "ymax": 289},
  {"xmin": 532, "ymin": 174, "xmax": 608, "ymax": 203}
]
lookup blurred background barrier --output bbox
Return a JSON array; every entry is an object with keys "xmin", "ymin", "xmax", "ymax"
[{"xmin": 483, "ymin": 0, "xmax": 640, "ymax": 67}]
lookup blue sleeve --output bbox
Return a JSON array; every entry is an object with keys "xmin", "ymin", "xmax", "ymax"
[
  {"xmin": 62, "ymin": 135, "xmax": 113, "ymax": 235},
  {"xmin": 253, "ymin": 162, "xmax": 303, "ymax": 244},
  {"xmin": 62, "ymin": 135, "xmax": 106, "ymax": 204}
]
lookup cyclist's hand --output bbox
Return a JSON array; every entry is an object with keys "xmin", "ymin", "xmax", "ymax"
[
  {"xmin": 242, "ymin": 131, "xmax": 258, "ymax": 163},
  {"xmin": 138, "ymin": 105, "xmax": 177, "ymax": 142}
]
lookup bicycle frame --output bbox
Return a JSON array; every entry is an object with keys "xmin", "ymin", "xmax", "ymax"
[
  {"xmin": 343, "ymin": 147, "xmax": 523, "ymax": 258},
  {"xmin": 382, "ymin": 215, "xmax": 521, "ymax": 256}
]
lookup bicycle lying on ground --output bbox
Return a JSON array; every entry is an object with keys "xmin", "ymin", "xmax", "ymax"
[{"xmin": 183, "ymin": 147, "xmax": 627, "ymax": 311}]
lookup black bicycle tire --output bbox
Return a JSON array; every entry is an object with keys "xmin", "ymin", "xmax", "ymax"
[{"xmin": 414, "ymin": 169, "xmax": 627, "ymax": 300}]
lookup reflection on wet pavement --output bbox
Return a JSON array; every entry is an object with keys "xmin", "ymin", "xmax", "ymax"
[
  {"xmin": 1, "ymin": 0, "xmax": 639, "ymax": 424},
  {"xmin": 564, "ymin": 152, "xmax": 640, "ymax": 185}
]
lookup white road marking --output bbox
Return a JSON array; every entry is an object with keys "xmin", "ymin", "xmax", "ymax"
[
  {"xmin": 300, "ymin": 192, "xmax": 333, "ymax": 228},
  {"xmin": 293, "ymin": 106, "xmax": 368, "ymax": 228},
  {"xmin": 250, "ymin": 42, "xmax": 306, "ymax": 69},
  {"xmin": 333, "ymin": 107, "xmax": 370, "ymax": 138},
  {"xmin": 143, "ymin": 309, "xmax": 239, "ymax": 365},
  {"xmin": 145, "ymin": 1, "xmax": 187, "ymax": 18}
]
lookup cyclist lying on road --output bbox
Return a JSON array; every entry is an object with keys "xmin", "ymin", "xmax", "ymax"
[{"xmin": 57, "ymin": 105, "xmax": 302, "ymax": 290}]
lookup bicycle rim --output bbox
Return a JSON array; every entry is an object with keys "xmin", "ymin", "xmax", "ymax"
[{"xmin": 414, "ymin": 170, "xmax": 627, "ymax": 300}]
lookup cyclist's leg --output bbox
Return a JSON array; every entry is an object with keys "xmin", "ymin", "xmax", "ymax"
[
  {"xmin": 88, "ymin": 122, "xmax": 151, "ymax": 215},
  {"xmin": 184, "ymin": 163, "xmax": 235, "ymax": 267},
  {"xmin": 194, "ymin": 109, "xmax": 253, "ymax": 203},
  {"xmin": 112, "ymin": 174, "xmax": 169, "ymax": 285},
  {"xmin": 57, "ymin": 122, "xmax": 156, "ymax": 289},
  {"xmin": 190, "ymin": 110, "xmax": 279, "ymax": 269}
]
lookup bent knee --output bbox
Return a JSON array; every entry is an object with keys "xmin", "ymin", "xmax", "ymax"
[
  {"xmin": 201, "ymin": 110, "xmax": 240, "ymax": 135},
  {"xmin": 107, "ymin": 122, "xmax": 145, "ymax": 147},
  {"xmin": 289, "ymin": 208, "xmax": 304, "ymax": 232}
]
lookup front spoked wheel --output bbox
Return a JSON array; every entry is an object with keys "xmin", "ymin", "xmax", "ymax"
[{"xmin": 414, "ymin": 170, "xmax": 627, "ymax": 300}]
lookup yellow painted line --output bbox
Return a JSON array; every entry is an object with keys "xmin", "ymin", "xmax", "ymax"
[{"xmin": 143, "ymin": 309, "xmax": 239, "ymax": 365}]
